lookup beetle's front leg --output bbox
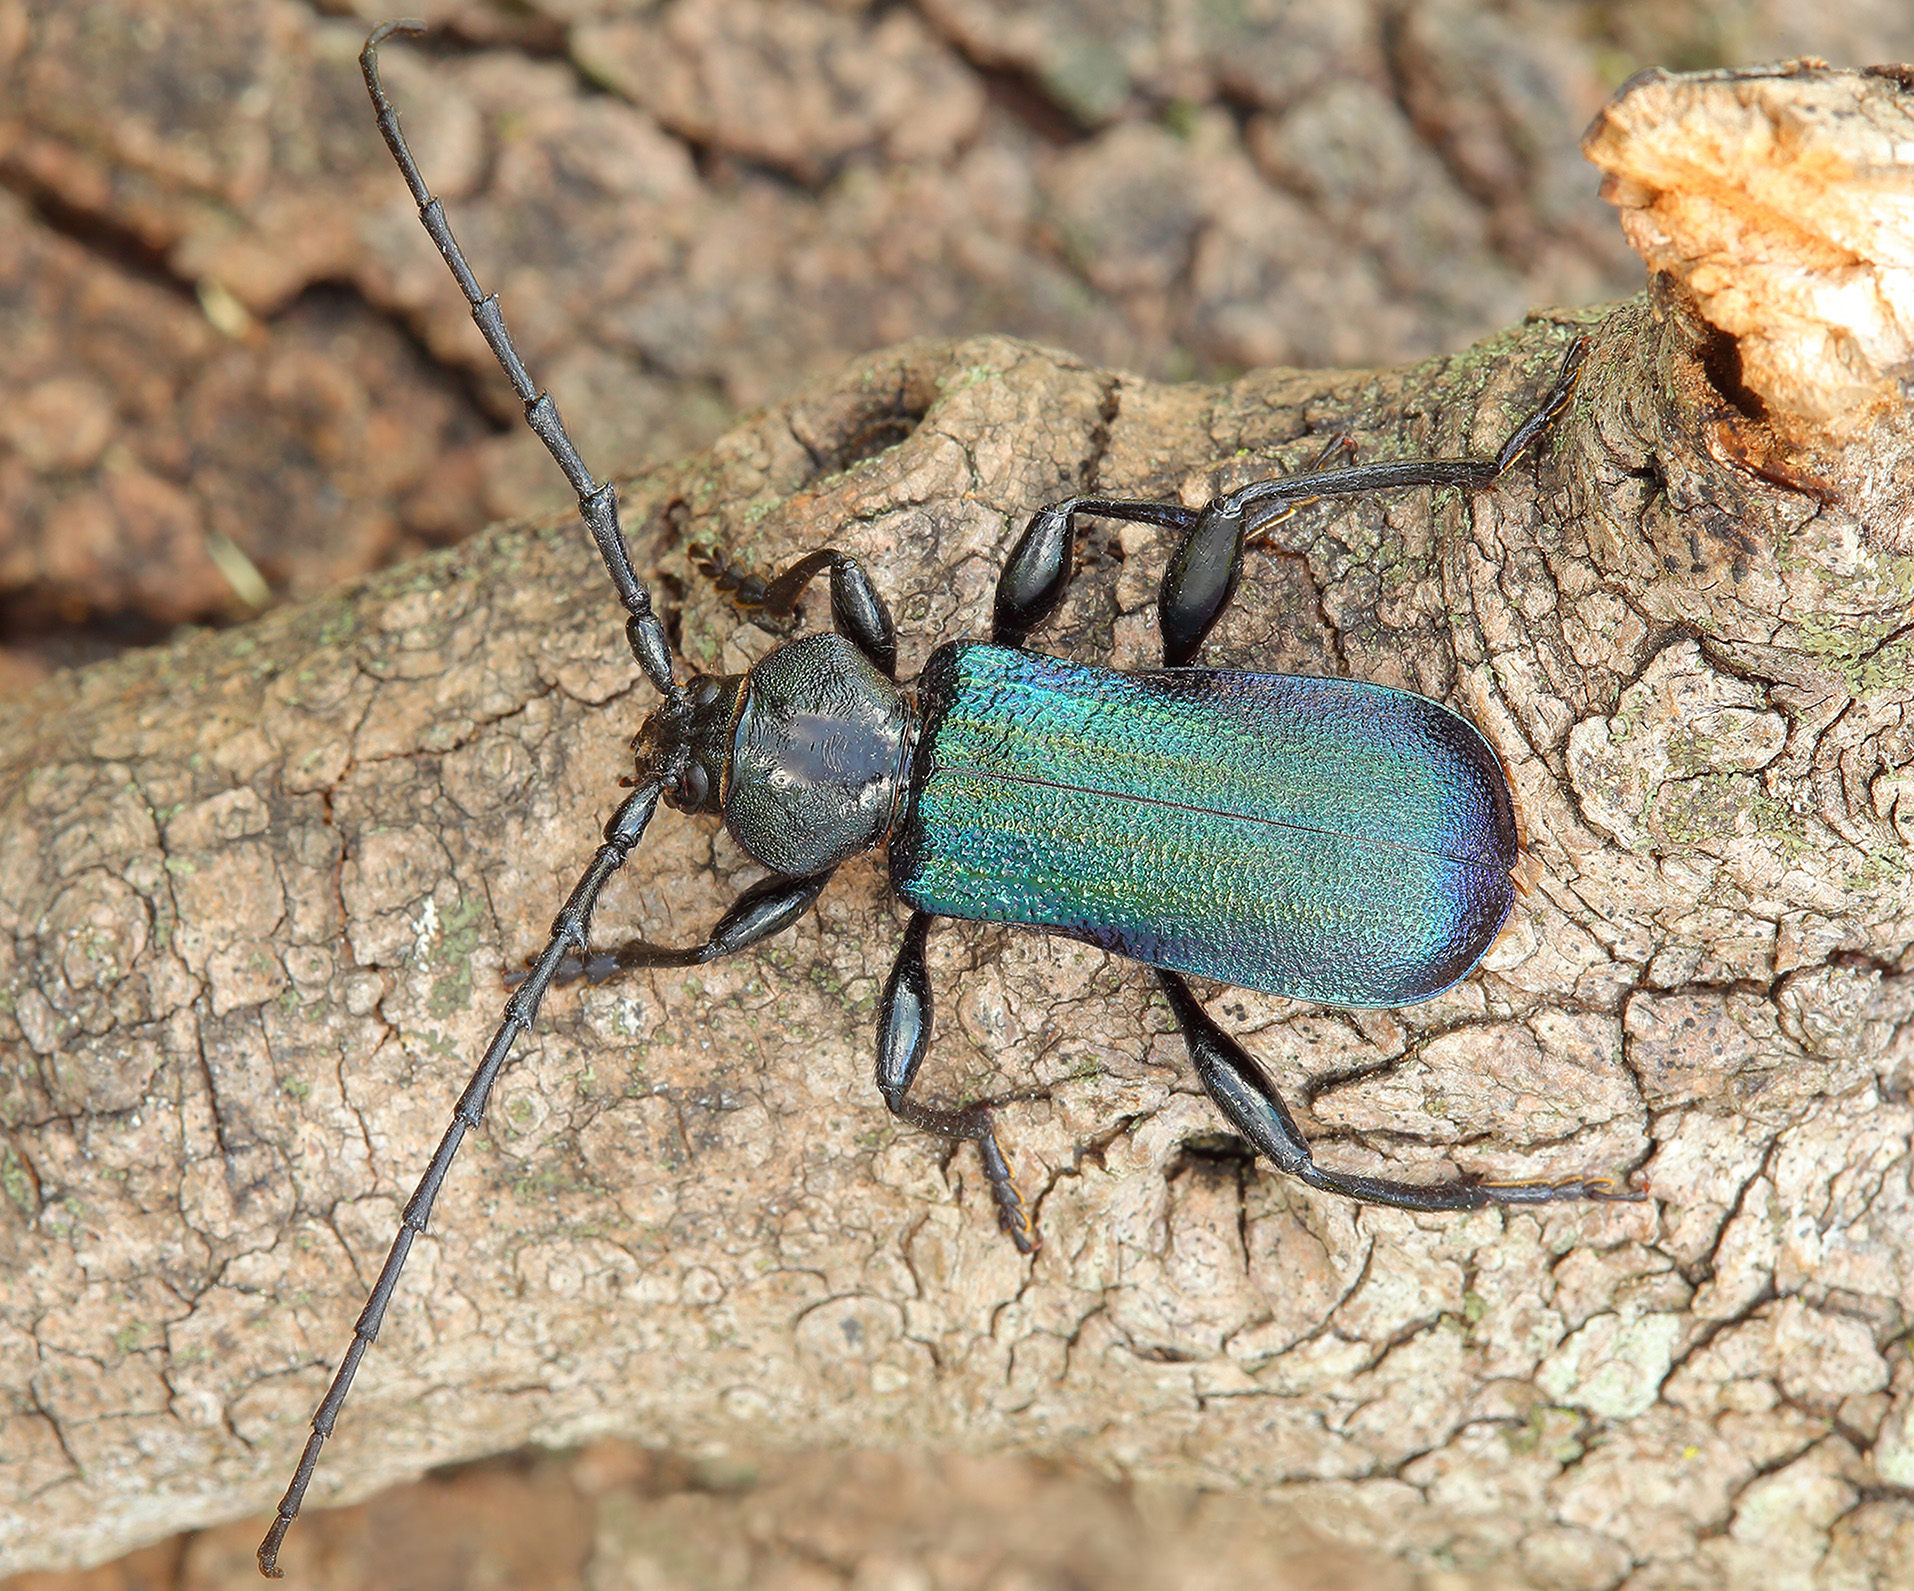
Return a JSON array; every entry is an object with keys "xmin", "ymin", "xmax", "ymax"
[
  {"xmin": 512, "ymin": 870, "xmax": 833, "ymax": 987},
  {"xmin": 695, "ymin": 545, "xmax": 897, "ymax": 678},
  {"xmin": 1156, "ymin": 970, "xmax": 1643, "ymax": 1212},
  {"xmin": 876, "ymin": 912, "xmax": 1040, "ymax": 1251}
]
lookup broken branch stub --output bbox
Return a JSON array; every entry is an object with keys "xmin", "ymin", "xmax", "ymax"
[
  {"xmin": 1, "ymin": 64, "xmax": 1911, "ymax": 1591},
  {"xmin": 1583, "ymin": 60, "xmax": 1914, "ymax": 524}
]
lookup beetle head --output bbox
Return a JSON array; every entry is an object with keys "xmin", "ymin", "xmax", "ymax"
[{"xmin": 633, "ymin": 671, "xmax": 745, "ymax": 814}]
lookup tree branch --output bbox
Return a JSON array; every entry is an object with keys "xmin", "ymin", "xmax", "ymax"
[{"xmin": 2, "ymin": 62, "xmax": 1910, "ymax": 1586}]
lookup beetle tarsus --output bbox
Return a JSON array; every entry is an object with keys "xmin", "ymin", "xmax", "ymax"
[
  {"xmin": 693, "ymin": 544, "xmax": 803, "ymax": 637},
  {"xmin": 1517, "ymin": 1175, "xmax": 1648, "ymax": 1204},
  {"xmin": 1242, "ymin": 432, "xmax": 1357, "ymax": 549},
  {"xmin": 885, "ymin": 1088, "xmax": 1041, "ymax": 1256},
  {"xmin": 1493, "ymin": 335, "xmax": 1589, "ymax": 475},
  {"xmin": 975, "ymin": 1126, "xmax": 1042, "ymax": 1253}
]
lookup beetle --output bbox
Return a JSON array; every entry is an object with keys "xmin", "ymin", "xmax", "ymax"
[{"xmin": 257, "ymin": 21, "xmax": 1640, "ymax": 1574}]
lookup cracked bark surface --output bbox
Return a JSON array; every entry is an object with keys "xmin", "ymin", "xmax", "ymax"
[{"xmin": 3, "ymin": 53, "xmax": 1913, "ymax": 1591}]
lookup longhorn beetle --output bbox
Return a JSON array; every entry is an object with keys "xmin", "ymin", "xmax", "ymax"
[{"xmin": 257, "ymin": 21, "xmax": 1640, "ymax": 1574}]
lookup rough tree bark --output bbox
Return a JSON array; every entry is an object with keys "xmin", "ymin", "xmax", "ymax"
[{"xmin": 2, "ymin": 60, "xmax": 1911, "ymax": 1590}]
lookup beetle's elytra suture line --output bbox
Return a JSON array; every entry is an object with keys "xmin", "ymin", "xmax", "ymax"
[{"xmin": 258, "ymin": 20, "xmax": 1638, "ymax": 1576}]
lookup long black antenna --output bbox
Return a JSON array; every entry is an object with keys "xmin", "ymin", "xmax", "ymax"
[
  {"xmin": 256, "ymin": 790, "xmax": 661, "ymax": 1576},
  {"xmin": 360, "ymin": 18, "xmax": 682, "ymax": 704},
  {"xmin": 257, "ymin": 24, "xmax": 682, "ymax": 1575}
]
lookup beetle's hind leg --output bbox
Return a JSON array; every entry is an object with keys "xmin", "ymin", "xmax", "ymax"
[
  {"xmin": 1240, "ymin": 433, "xmax": 1357, "ymax": 551},
  {"xmin": 1156, "ymin": 337, "xmax": 1590, "ymax": 668},
  {"xmin": 693, "ymin": 545, "xmax": 897, "ymax": 678},
  {"xmin": 1156, "ymin": 970, "xmax": 1643, "ymax": 1213},
  {"xmin": 876, "ymin": 912, "xmax": 1040, "ymax": 1252}
]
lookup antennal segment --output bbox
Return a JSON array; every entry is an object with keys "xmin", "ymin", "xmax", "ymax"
[
  {"xmin": 256, "ymin": 784, "xmax": 664, "ymax": 1576},
  {"xmin": 360, "ymin": 20, "xmax": 681, "ymax": 702}
]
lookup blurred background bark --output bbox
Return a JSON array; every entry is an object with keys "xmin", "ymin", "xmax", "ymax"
[
  {"xmin": 6, "ymin": 0, "xmax": 1907, "ymax": 679},
  {"xmin": 3, "ymin": 5, "xmax": 1912, "ymax": 1591}
]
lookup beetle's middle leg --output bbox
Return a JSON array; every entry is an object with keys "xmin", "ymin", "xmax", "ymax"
[
  {"xmin": 695, "ymin": 545, "xmax": 897, "ymax": 678},
  {"xmin": 991, "ymin": 498, "xmax": 1197, "ymax": 650},
  {"xmin": 512, "ymin": 869, "xmax": 834, "ymax": 988},
  {"xmin": 1156, "ymin": 969, "xmax": 1642, "ymax": 1212},
  {"xmin": 1241, "ymin": 433, "xmax": 1356, "ymax": 551},
  {"xmin": 877, "ymin": 911, "xmax": 1040, "ymax": 1252}
]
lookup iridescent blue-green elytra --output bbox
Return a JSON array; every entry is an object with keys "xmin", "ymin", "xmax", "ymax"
[{"xmin": 890, "ymin": 642, "xmax": 1518, "ymax": 1007}]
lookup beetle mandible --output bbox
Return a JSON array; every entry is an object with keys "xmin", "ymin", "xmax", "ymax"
[{"xmin": 257, "ymin": 21, "xmax": 1642, "ymax": 1574}]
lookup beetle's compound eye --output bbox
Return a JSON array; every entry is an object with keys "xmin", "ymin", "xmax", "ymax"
[
  {"xmin": 682, "ymin": 762, "xmax": 710, "ymax": 809},
  {"xmin": 694, "ymin": 675, "xmax": 726, "ymax": 708}
]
